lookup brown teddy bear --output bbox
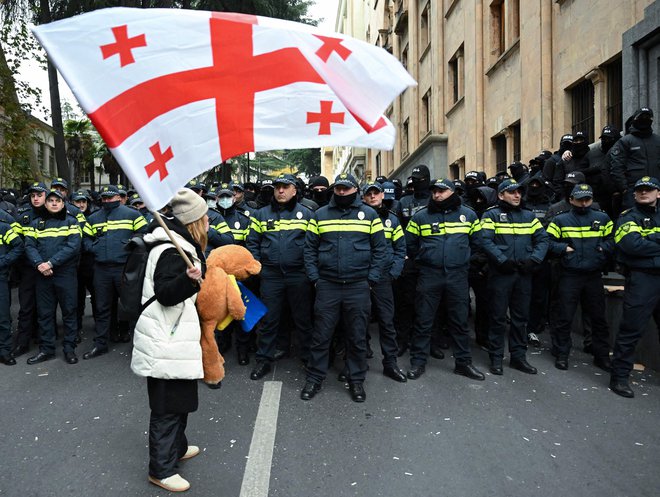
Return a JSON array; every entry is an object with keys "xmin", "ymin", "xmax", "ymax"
[{"xmin": 196, "ymin": 245, "xmax": 262, "ymax": 385}]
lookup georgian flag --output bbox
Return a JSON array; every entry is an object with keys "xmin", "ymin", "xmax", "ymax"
[{"xmin": 32, "ymin": 8, "xmax": 416, "ymax": 210}]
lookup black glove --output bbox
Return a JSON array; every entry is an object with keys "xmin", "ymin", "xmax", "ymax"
[
  {"xmin": 207, "ymin": 381, "xmax": 222, "ymax": 390},
  {"xmin": 498, "ymin": 259, "xmax": 518, "ymax": 274},
  {"xmin": 520, "ymin": 259, "xmax": 540, "ymax": 274}
]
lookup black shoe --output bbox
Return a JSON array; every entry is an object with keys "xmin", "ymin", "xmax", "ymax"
[
  {"xmin": 406, "ymin": 365, "xmax": 425, "ymax": 380},
  {"xmin": 0, "ymin": 355, "xmax": 16, "ymax": 366},
  {"xmin": 337, "ymin": 369, "xmax": 348, "ymax": 382},
  {"xmin": 300, "ymin": 381, "xmax": 321, "ymax": 400},
  {"xmin": 349, "ymin": 383, "xmax": 366, "ymax": 402},
  {"xmin": 383, "ymin": 365, "xmax": 407, "ymax": 383},
  {"xmin": 430, "ymin": 346, "xmax": 445, "ymax": 359},
  {"xmin": 11, "ymin": 344, "xmax": 29, "ymax": 358},
  {"xmin": 273, "ymin": 349, "xmax": 287, "ymax": 361},
  {"xmin": 510, "ymin": 357, "xmax": 538, "ymax": 374},
  {"xmin": 583, "ymin": 343, "xmax": 594, "ymax": 355},
  {"xmin": 250, "ymin": 361, "xmax": 271, "ymax": 380},
  {"xmin": 594, "ymin": 356, "xmax": 612, "ymax": 372},
  {"xmin": 74, "ymin": 333, "xmax": 82, "ymax": 344},
  {"xmin": 64, "ymin": 351, "xmax": 78, "ymax": 365},
  {"xmin": 555, "ymin": 358, "xmax": 568, "ymax": 370},
  {"xmin": 489, "ymin": 359, "xmax": 503, "ymax": 376},
  {"xmin": 27, "ymin": 351, "xmax": 55, "ymax": 365},
  {"xmin": 454, "ymin": 363, "xmax": 485, "ymax": 381},
  {"xmin": 237, "ymin": 351, "xmax": 250, "ymax": 366},
  {"xmin": 609, "ymin": 379, "xmax": 634, "ymax": 398},
  {"xmin": 82, "ymin": 346, "xmax": 108, "ymax": 360}
]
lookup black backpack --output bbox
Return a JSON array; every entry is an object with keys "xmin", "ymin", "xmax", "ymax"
[{"xmin": 118, "ymin": 236, "xmax": 167, "ymax": 321}]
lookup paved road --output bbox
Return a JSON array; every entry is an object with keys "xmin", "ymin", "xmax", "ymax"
[{"xmin": 1, "ymin": 296, "xmax": 659, "ymax": 497}]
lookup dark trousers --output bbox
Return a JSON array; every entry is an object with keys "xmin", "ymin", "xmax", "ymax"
[
  {"xmin": 36, "ymin": 268, "xmax": 78, "ymax": 355},
  {"xmin": 76, "ymin": 256, "xmax": 95, "ymax": 333},
  {"xmin": 256, "ymin": 273, "xmax": 313, "ymax": 363},
  {"xmin": 149, "ymin": 412, "xmax": 188, "ymax": 479},
  {"xmin": 612, "ymin": 271, "xmax": 660, "ymax": 381},
  {"xmin": 553, "ymin": 271, "xmax": 610, "ymax": 360},
  {"xmin": 13, "ymin": 265, "xmax": 38, "ymax": 348},
  {"xmin": 410, "ymin": 267, "xmax": 472, "ymax": 367},
  {"xmin": 0, "ymin": 277, "xmax": 11, "ymax": 356},
  {"xmin": 393, "ymin": 260, "xmax": 418, "ymax": 347},
  {"xmin": 92, "ymin": 263, "xmax": 123, "ymax": 349},
  {"xmin": 306, "ymin": 280, "xmax": 371, "ymax": 384},
  {"xmin": 468, "ymin": 273, "xmax": 489, "ymax": 346},
  {"xmin": 527, "ymin": 261, "xmax": 551, "ymax": 334},
  {"xmin": 488, "ymin": 269, "xmax": 532, "ymax": 361},
  {"xmin": 370, "ymin": 277, "xmax": 399, "ymax": 367}
]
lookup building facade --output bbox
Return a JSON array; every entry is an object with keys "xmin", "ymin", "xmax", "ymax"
[{"xmin": 330, "ymin": 0, "xmax": 658, "ymax": 183}]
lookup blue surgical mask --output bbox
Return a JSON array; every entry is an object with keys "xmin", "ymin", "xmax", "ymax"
[
  {"xmin": 218, "ymin": 197, "xmax": 233, "ymax": 209},
  {"xmin": 206, "ymin": 198, "xmax": 217, "ymax": 209}
]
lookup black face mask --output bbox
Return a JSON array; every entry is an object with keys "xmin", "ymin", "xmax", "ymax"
[
  {"xmin": 633, "ymin": 117, "xmax": 653, "ymax": 131},
  {"xmin": 412, "ymin": 177, "xmax": 430, "ymax": 192},
  {"xmin": 102, "ymin": 200, "xmax": 120, "ymax": 211},
  {"xmin": 244, "ymin": 191, "xmax": 256, "ymax": 202},
  {"xmin": 559, "ymin": 141, "xmax": 572, "ymax": 154},
  {"xmin": 573, "ymin": 205, "xmax": 590, "ymax": 215},
  {"xmin": 527, "ymin": 185, "xmax": 543, "ymax": 198},
  {"xmin": 601, "ymin": 137, "xmax": 617, "ymax": 153},
  {"xmin": 572, "ymin": 142, "xmax": 590, "ymax": 159},
  {"xmin": 312, "ymin": 189, "xmax": 328, "ymax": 204},
  {"xmin": 333, "ymin": 192, "xmax": 357, "ymax": 208}
]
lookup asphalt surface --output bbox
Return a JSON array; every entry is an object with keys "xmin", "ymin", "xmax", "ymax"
[{"xmin": 1, "ymin": 293, "xmax": 659, "ymax": 497}]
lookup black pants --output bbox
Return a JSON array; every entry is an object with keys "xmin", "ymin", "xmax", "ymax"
[
  {"xmin": 612, "ymin": 271, "xmax": 660, "ymax": 381},
  {"xmin": 410, "ymin": 267, "xmax": 472, "ymax": 367},
  {"xmin": 468, "ymin": 272, "xmax": 489, "ymax": 347},
  {"xmin": 527, "ymin": 261, "xmax": 551, "ymax": 335},
  {"xmin": 92, "ymin": 263, "xmax": 123, "ymax": 349},
  {"xmin": 76, "ymin": 255, "xmax": 95, "ymax": 333},
  {"xmin": 149, "ymin": 412, "xmax": 188, "ymax": 479},
  {"xmin": 256, "ymin": 272, "xmax": 313, "ymax": 363},
  {"xmin": 0, "ymin": 277, "xmax": 11, "ymax": 357},
  {"xmin": 13, "ymin": 265, "xmax": 38, "ymax": 348},
  {"xmin": 36, "ymin": 267, "xmax": 78, "ymax": 355},
  {"xmin": 393, "ymin": 260, "xmax": 418, "ymax": 348},
  {"xmin": 306, "ymin": 280, "xmax": 371, "ymax": 384},
  {"xmin": 488, "ymin": 269, "xmax": 532, "ymax": 361},
  {"xmin": 370, "ymin": 277, "xmax": 399, "ymax": 367},
  {"xmin": 553, "ymin": 271, "xmax": 610, "ymax": 360}
]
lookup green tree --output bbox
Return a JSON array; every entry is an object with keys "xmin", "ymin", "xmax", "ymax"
[
  {"xmin": 64, "ymin": 117, "xmax": 101, "ymax": 190},
  {"xmin": 282, "ymin": 148, "xmax": 320, "ymax": 177}
]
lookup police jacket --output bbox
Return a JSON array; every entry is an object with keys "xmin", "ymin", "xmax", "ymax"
[
  {"xmin": 374, "ymin": 204, "xmax": 406, "ymax": 279},
  {"xmin": 406, "ymin": 194, "xmax": 481, "ymax": 270},
  {"xmin": 24, "ymin": 208, "xmax": 81, "ymax": 270},
  {"xmin": 609, "ymin": 125, "xmax": 660, "ymax": 192},
  {"xmin": 547, "ymin": 207, "xmax": 613, "ymax": 272},
  {"xmin": 0, "ymin": 221, "xmax": 24, "ymax": 278},
  {"xmin": 304, "ymin": 195, "xmax": 387, "ymax": 284},
  {"xmin": 14, "ymin": 204, "xmax": 47, "ymax": 267},
  {"xmin": 480, "ymin": 201, "xmax": 549, "ymax": 265},
  {"xmin": 614, "ymin": 203, "xmax": 660, "ymax": 272},
  {"xmin": 1, "ymin": 207, "xmax": 21, "ymax": 235},
  {"xmin": 217, "ymin": 204, "xmax": 252, "ymax": 245},
  {"xmin": 397, "ymin": 189, "xmax": 431, "ymax": 228},
  {"xmin": 246, "ymin": 197, "xmax": 312, "ymax": 275},
  {"xmin": 85, "ymin": 202, "xmax": 148, "ymax": 265},
  {"xmin": 206, "ymin": 208, "xmax": 234, "ymax": 256}
]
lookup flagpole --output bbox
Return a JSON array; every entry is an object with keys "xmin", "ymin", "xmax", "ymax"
[{"xmin": 151, "ymin": 209, "xmax": 196, "ymax": 269}]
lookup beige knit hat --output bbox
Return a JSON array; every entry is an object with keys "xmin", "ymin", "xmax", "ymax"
[{"xmin": 170, "ymin": 188, "xmax": 208, "ymax": 225}]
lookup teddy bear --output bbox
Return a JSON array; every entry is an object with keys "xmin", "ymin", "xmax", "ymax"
[{"xmin": 196, "ymin": 244, "xmax": 262, "ymax": 386}]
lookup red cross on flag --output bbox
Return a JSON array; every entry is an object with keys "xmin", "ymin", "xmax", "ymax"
[{"xmin": 32, "ymin": 8, "xmax": 416, "ymax": 210}]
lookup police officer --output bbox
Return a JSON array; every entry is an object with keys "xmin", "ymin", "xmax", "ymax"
[
  {"xmin": 301, "ymin": 173, "xmax": 387, "ymax": 402},
  {"xmin": 609, "ymin": 176, "xmax": 660, "ymax": 397},
  {"xmin": 83, "ymin": 185, "xmax": 148, "ymax": 359},
  {"xmin": 246, "ymin": 173, "xmax": 314, "ymax": 379},
  {"xmin": 0, "ymin": 218, "xmax": 23, "ymax": 365},
  {"xmin": 546, "ymin": 184, "xmax": 613, "ymax": 371},
  {"xmin": 71, "ymin": 190, "xmax": 96, "ymax": 343},
  {"xmin": 11, "ymin": 181, "xmax": 48, "ymax": 357},
  {"xmin": 24, "ymin": 190, "xmax": 82, "ymax": 364},
  {"xmin": 405, "ymin": 179, "xmax": 485, "ymax": 381},
  {"xmin": 128, "ymin": 193, "xmax": 154, "ymax": 224},
  {"xmin": 362, "ymin": 182, "xmax": 407, "ymax": 382},
  {"xmin": 203, "ymin": 190, "xmax": 234, "ymax": 257},
  {"xmin": 233, "ymin": 182, "xmax": 257, "ymax": 214},
  {"xmin": 480, "ymin": 179, "xmax": 549, "ymax": 375}
]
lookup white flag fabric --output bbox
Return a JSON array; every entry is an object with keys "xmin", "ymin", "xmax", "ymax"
[{"xmin": 32, "ymin": 8, "xmax": 416, "ymax": 210}]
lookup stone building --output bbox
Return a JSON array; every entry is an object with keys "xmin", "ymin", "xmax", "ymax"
[{"xmin": 328, "ymin": 0, "xmax": 659, "ymax": 183}]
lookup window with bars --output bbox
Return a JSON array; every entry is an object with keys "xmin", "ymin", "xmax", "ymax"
[
  {"xmin": 490, "ymin": 0, "xmax": 505, "ymax": 58},
  {"xmin": 493, "ymin": 134, "xmax": 507, "ymax": 172},
  {"xmin": 448, "ymin": 45, "xmax": 464, "ymax": 105},
  {"xmin": 512, "ymin": 123, "xmax": 521, "ymax": 161},
  {"xmin": 571, "ymin": 79, "xmax": 595, "ymax": 140},
  {"xmin": 48, "ymin": 146, "xmax": 55, "ymax": 176},
  {"xmin": 402, "ymin": 119, "xmax": 409, "ymax": 158},
  {"xmin": 606, "ymin": 57, "xmax": 623, "ymax": 130},
  {"xmin": 420, "ymin": 2, "xmax": 430, "ymax": 51},
  {"xmin": 421, "ymin": 89, "xmax": 431, "ymax": 136},
  {"xmin": 401, "ymin": 44, "xmax": 409, "ymax": 70}
]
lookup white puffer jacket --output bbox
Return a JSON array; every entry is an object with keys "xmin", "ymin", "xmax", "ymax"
[{"xmin": 130, "ymin": 227, "xmax": 203, "ymax": 380}]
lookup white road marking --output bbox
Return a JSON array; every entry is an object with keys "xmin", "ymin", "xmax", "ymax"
[{"xmin": 239, "ymin": 381, "xmax": 282, "ymax": 497}]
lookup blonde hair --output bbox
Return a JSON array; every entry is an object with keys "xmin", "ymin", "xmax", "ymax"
[{"xmin": 185, "ymin": 215, "xmax": 208, "ymax": 254}]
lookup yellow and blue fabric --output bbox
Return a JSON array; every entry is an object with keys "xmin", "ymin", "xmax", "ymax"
[
  {"xmin": 217, "ymin": 204, "xmax": 252, "ymax": 245},
  {"xmin": 479, "ymin": 205, "xmax": 548, "ymax": 264},
  {"xmin": 85, "ymin": 204, "xmax": 148, "ymax": 264},
  {"xmin": 0, "ymin": 207, "xmax": 22, "ymax": 237},
  {"xmin": 304, "ymin": 196, "xmax": 387, "ymax": 283},
  {"xmin": 378, "ymin": 208, "xmax": 406, "ymax": 279},
  {"xmin": 546, "ymin": 208, "xmax": 613, "ymax": 272},
  {"xmin": 406, "ymin": 204, "xmax": 481, "ymax": 270},
  {"xmin": 23, "ymin": 212, "xmax": 81, "ymax": 269},
  {"xmin": 206, "ymin": 208, "xmax": 234, "ymax": 255},
  {"xmin": 0, "ymin": 222, "xmax": 24, "ymax": 278},
  {"xmin": 613, "ymin": 204, "xmax": 660, "ymax": 271},
  {"xmin": 246, "ymin": 200, "xmax": 312, "ymax": 274}
]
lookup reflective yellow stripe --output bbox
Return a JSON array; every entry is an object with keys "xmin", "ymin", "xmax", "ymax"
[
  {"xmin": 133, "ymin": 216, "xmax": 147, "ymax": 231},
  {"xmin": 553, "ymin": 222, "xmax": 613, "ymax": 239},
  {"xmin": 547, "ymin": 223, "xmax": 560, "ymax": 238},
  {"xmin": 76, "ymin": 212, "xmax": 86, "ymax": 224},
  {"xmin": 615, "ymin": 222, "xmax": 660, "ymax": 243},
  {"xmin": 254, "ymin": 219, "xmax": 309, "ymax": 232},
  {"xmin": 406, "ymin": 220, "xmax": 420, "ymax": 236},
  {"xmin": 481, "ymin": 218, "xmax": 543, "ymax": 235},
  {"xmin": 469, "ymin": 220, "xmax": 481, "ymax": 235},
  {"xmin": 24, "ymin": 225, "xmax": 81, "ymax": 238},
  {"xmin": 250, "ymin": 219, "xmax": 263, "ymax": 234},
  {"xmin": 212, "ymin": 221, "xmax": 231, "ymax": 234},
  {"xmin": 416, "ymin": 221, "xmax": 472, "ymax": 236},
  {"xmin": 10, "ymin": 221, "xmax": 23, "ymax": 236},
  {"xmin": 391, "ymin": 225, "xmax": 404, "ymax": 242},
  {"xmin": 2, "ymin": 228, "xmax": 19, "ymax": 244},
  {"xmin": 308, "ymin": 218, "xmax": 319, "ymax": 235},
  {"xmin": 318, "ymin": 224, "xmax": 371, "ymax": 234}
]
